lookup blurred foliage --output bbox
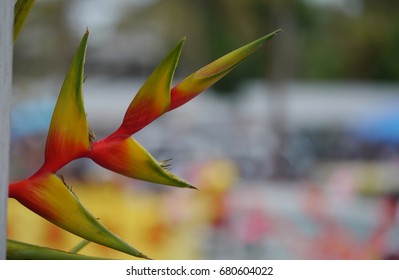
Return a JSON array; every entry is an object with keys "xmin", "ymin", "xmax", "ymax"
[
  {"xmin": 13, "ymin": 0, "xmax": 399, "ymax": 95},
  {"xmin": 300, "ymin": 0, "xmax": 399, "ymax": 81}
]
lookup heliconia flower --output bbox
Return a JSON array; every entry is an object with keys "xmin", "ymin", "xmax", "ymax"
[
  {"xmin": 38, "ymin": 29, "xmax": 283, "ymax": 188},
  {"xmin": 8, "ymin": 173, "xmax": 150, "ymax": 259},
  {"xmin": 9, "ymin": 29, "xmax": 281, "ymax": 258}
]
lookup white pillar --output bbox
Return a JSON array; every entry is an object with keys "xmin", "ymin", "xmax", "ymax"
[{"xmin": 0, "ymin": 0, "xmax": 13, "ymax": 259}]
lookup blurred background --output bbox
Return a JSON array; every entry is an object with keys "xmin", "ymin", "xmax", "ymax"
[{"xmin": 7, "ymin": 0, "xmax": 399, "ymax": 259}]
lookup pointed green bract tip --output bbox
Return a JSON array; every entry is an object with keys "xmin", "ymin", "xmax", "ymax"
[
  {"xmin": 142, "ymin": 36, "xmax": 185, "ymax": 90},
  {"xmin": 177, "ymin": 36, "xmax": 186, "ymax": 47},
  {"xmin": 194, "ymin": 28, "xmax": 282, "ymax": 79}
]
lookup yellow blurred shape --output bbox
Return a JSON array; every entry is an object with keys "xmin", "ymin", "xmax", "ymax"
[{"xmin": 195, "ymin": 159, "xmax": 239, "ymax": 194}]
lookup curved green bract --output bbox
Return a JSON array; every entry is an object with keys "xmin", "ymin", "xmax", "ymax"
[{"xmin": 7, "ymin": 240, "xmax": 109, "ymax": 260}]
